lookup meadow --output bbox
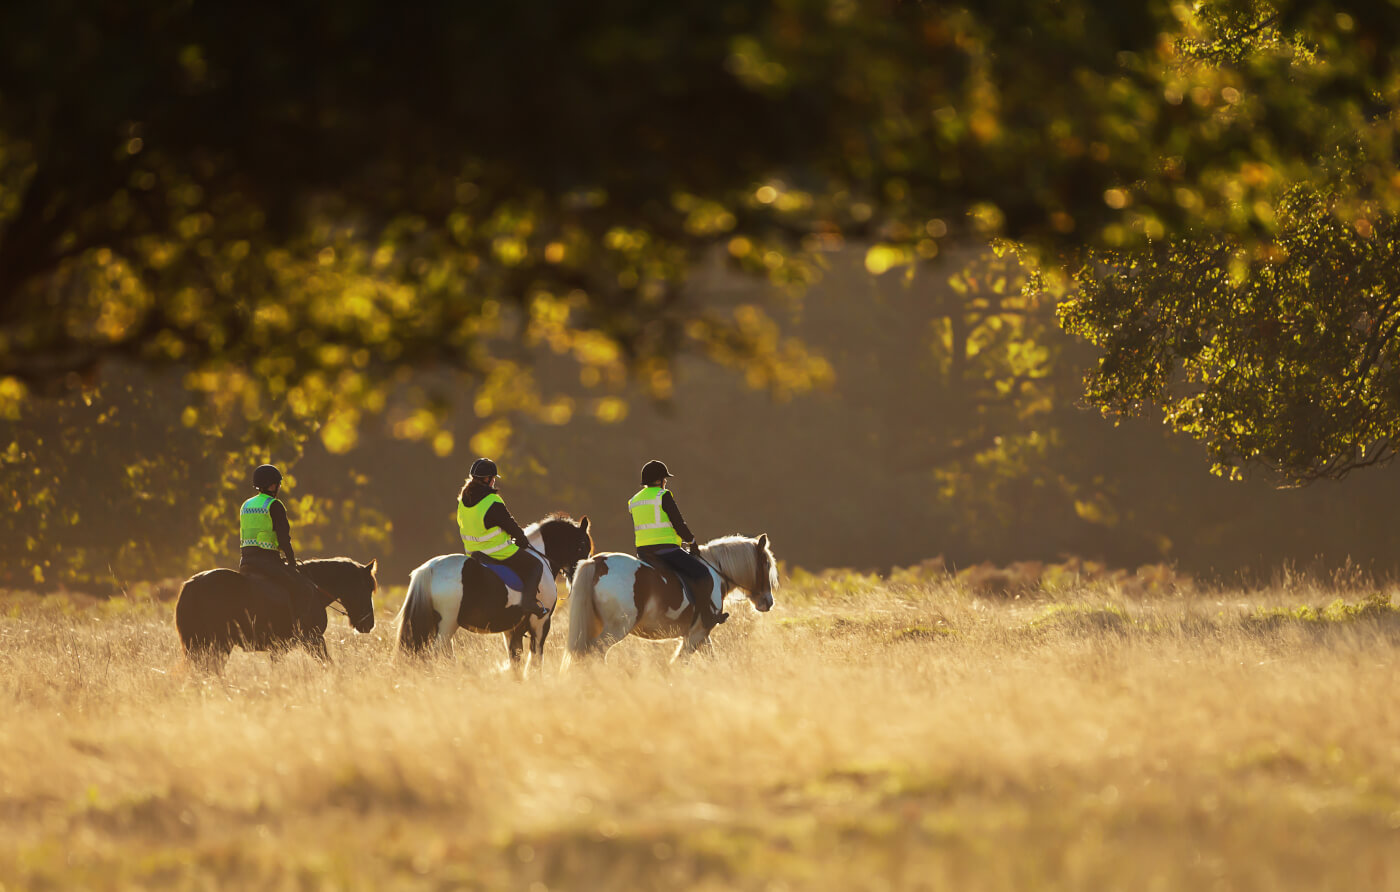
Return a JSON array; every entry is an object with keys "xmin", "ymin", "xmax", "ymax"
[{"xmin": 1, "ymin": 562, "xmax": 1398, "ymax": 891}]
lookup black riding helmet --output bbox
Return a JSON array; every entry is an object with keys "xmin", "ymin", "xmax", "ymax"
[
  {"xmin": 253, "ymin": 464, "xmax": 283, "ymax": 491},
  {"xmin": 470, "ymin": 457, "xmax": 501, "ymax": 480},
  {"xmin": 640, "ymin": 459, "xmax": 673, "ymax": 485}
]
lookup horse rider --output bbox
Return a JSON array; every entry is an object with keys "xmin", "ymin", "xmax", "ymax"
[
  {"xmin": 629, "ymin": 459, "xmax": 728, "ymax": 628},
  {"xmin": 239, "ymin": 463, "xmax": 321, "ymax": 632},
  {"xmin": 458, "ymin": 457, "xmax": 549, "ymax": 618}
]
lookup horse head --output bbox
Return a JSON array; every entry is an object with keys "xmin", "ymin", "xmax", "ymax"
[
  {"xmin": 534, "ymin": 514, "xmax": 594, "ymax": 580},
  {"xmin": 749, "ymin": 533, "xmax": 777, "ymax": 612},
  {"xmin": 302, "ymin": 557, "xmax": 378, "ymax": 633},
  {"xmin": 700, "ymin": 533, "xmax": 778, "ymax": 613},
  {"xmin": 349, "ymin": 558, "xmax": 379, "ymax": 632}
]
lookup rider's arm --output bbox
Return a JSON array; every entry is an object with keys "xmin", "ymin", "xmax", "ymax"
[
  {"xmin": 659, "ymin": 491, "xmax": 695, "ymax": 544},
  {"xmin": 484, "ymin": 500, "xmax": 530, "ymax": 547},
  {"xmin": 269, "ymin": 499, "xmax": 297, "ymax": 566}
]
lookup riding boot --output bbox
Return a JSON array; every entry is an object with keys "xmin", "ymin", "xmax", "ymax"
[
  {"xmin": 509, "ymin": 552, "xmax": 550, "ymax": 618},
  {"xmin": 291, "ymin": 570, "xmax": 323, "ymax": 634},
  {"xmin": 696, "ymin": 582, "xmax": 728, "ymax": 629},
  {"xmin": 520, "ymin": 589, "xmax": 550, "ymax": 619}
]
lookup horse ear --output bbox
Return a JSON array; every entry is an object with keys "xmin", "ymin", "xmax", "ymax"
[
  {"xmin": 758, "ymin": 533, "xmax": 768, "ymax": 548},
  {"xmin": 580, "ymin": 515, "xmax": 590, "ymax": 533},
  {"xmin": 366, "ymin": 558, "xmax": 378, "ymax": 574}
]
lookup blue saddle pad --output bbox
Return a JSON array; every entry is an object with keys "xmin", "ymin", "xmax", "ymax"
[{"xmin": 477, "ymin": 559, "xmax": 523, "ymax": 592}]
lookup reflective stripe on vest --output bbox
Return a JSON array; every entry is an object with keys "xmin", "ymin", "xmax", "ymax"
[
  {"xmin": 240, "ymin": 493, "xmax": 281, "ymax": 551},
  {"xmin": 630, "ymin": 486, "xmax": 683, "ymax": 547},
  {"xmin": 457, "ymin": 493, "xmax": 519, "ymax": 558}
]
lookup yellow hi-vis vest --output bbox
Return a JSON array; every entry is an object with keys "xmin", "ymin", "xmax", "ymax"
[
  {"xmin": 630, "ymin": 486, "xmax": 683, "ymax": 547},
  {"xmin": 240, "ymin": 493, "xmax": 281, "ymax": 551},
  {"xmin": 457, "ymin": 493, "xmax": 519, "ymax": 558}
]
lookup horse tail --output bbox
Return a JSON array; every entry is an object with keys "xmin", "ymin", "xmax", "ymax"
[
  {"xmin": 394, "ymin": 562, "xmax": 440, "ymax": 658},
  {"xmin": 173, "ymin": 578, "xmax": 196, "ymax": 658},
  {"xmin": 565, "ymin": 558, "xmax": 601, "ymax": 661}
]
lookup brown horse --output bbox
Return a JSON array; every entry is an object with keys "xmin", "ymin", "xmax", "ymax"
[{"xmin": 175, "ymin": 557, "xmax": 378, "ymax": 672}]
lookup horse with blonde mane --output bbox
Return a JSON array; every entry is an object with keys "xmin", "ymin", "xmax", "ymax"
[{"xmin": 563, "ymin": 533, "xmax": 777, "ymax": 666}]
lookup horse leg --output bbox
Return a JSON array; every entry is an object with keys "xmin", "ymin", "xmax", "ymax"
[
  {"xmin": 502, "ymin": 626, "xmax": 528, "ymax": 677},
  {"xmin": 188, "ymin": 644, "xmax": 229, "ymax": 675},
  {"xmin": 671, "ymin": 623, "xmax": 712, "ymax": 664},
  {"xmin": 527, "ymin": 616, "xmax": 552, "ymax": 677},
  {"xmin": 305, "ymin": 636, "xmax": 332, "ymax": 664},
  {"xmin": 435, "ymin": 614, "xmax": 459, "ymax": 657},
  {"xmin": 591, "ymin": 592, "xmax": 641, "ymax": 664},
  {"xmin": 211, "ymin": 644, "xmax": 232, "ymax": 675}
]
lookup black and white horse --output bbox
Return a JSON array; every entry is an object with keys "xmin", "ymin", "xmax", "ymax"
[
  {"xmin": 563, "ymin": 534, "xmax": 777, "ymax": 666},
  {"xmin": 393, "ymin": 514, "xmax": 592, "ymax": 674}
]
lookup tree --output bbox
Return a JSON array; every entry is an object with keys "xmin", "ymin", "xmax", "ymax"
[
  {"xmin": 4, "ymin": 0, "xmax": 1395, "ymax": 415},
  {"xmin": 4, "ymin": 0, "xmax": 1400, "ymax": 582},
  {"xmin": 1060, "ymin": 186, "xmax": 1400, "ymax": 485}
]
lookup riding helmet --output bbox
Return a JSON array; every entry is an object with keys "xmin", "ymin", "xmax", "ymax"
[
  {"xmin": 252, "ymin": 464, "xmax": 283, "ymax": 491},
  {"xmin": 470, "ymin": 457, "xmax": 501, "ymax": 480},
  {"xmin": 640, "ymin": 459, "xmax": 673, "ymax": 484}
]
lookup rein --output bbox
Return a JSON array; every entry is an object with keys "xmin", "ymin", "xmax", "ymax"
[
  {"xmin": 310, "ymin": 581, "xmax": 363, "ymax": 624},
  {"xmin": 525, "ymin": 542, "xmax": 581, "ymax": 580},
  {"xmin": 309, "ymin": 581, "xmax": 345, "ymax": 615},
  {"xmin": 694, "ymin": 550, "xmax": 749, "ymax": 593}
]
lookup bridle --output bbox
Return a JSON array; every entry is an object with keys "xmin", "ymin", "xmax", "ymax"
[
  {"xmin": 314, "ymin": 582, "xmax": 373, "ymax": 628},
  {"xmin": 694, "ymin": 548, "xmax": 767, "ymax": 598}
]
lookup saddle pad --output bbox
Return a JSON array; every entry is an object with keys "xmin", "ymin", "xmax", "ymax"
[
  {"xmin": 472, "ymin": 558, "xmax": 523, "ymax": 592},
  {"xmin": 637, "ymin": 555, "xmax": 685, "ymax": 597},
  {"xmin": 636, "ymin": 554, "xmax": 665, "ymax": 576}
]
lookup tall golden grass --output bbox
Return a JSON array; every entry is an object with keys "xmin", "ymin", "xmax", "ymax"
[{"xmin": 1, "ymin": 570, "xmax": 1398, "ymax": 890}]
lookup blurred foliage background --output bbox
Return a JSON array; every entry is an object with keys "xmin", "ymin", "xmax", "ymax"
[{"xmin": 3, "ymin": 0, "xmax": 1400, "ymax": 587}]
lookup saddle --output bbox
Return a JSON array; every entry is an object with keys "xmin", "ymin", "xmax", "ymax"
[
  {"xmin": 637, "ymin": 553, "xmax": 699, "ymax": 610},
  {"xmin": 238, "ymin": 565, "xmax": 322, "ymax": 628}
]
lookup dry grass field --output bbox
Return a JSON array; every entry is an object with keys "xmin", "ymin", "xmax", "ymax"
[{"xmin": 2, "ymin": 565, "xmax": 1399, "ymax": 891}]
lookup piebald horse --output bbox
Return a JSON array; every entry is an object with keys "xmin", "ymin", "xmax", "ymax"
[
  {"xmin": 564, "ymin": 534, "xmax": 777, "ymax": 666},
  {"xmin": 393, "ymin": 514, "xmax": 592, "ymax": 673}
]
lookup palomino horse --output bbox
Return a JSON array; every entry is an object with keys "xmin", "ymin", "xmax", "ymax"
[
  {"xmin": 393, "ymin": 514, "xmax": 592, "ymax": 673},
  {"xmin": 175, "ymin": 557, "xmax": 379, "ymax": 672},
  {"xmin": 564, "ymin": 534, "xmax": 777, "ymax": 665}
]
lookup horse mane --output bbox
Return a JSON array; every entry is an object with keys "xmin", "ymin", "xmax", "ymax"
[
  {"xmin": 699, "ymin": 535, "xmax": 777, "ymax": 593},
  {"xmin": 299, "ymin": 556, "xmax": 377, "ymax": 591},
  {"xmin": 524, "ymin": 512, "xmax": 581, "ymax": 536}
]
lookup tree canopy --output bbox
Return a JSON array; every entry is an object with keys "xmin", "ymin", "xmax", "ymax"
[
  {"xmin": 4, "ymin": 0, "xmax": 1400, "ymax": 583},
  {"xmin": 1061, "ymin": 185, "xmax": 1400, "ymax": 485},
  {"xmin": 5, "ymin": 2, "xmax": 1395, "ymax": 409}
]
